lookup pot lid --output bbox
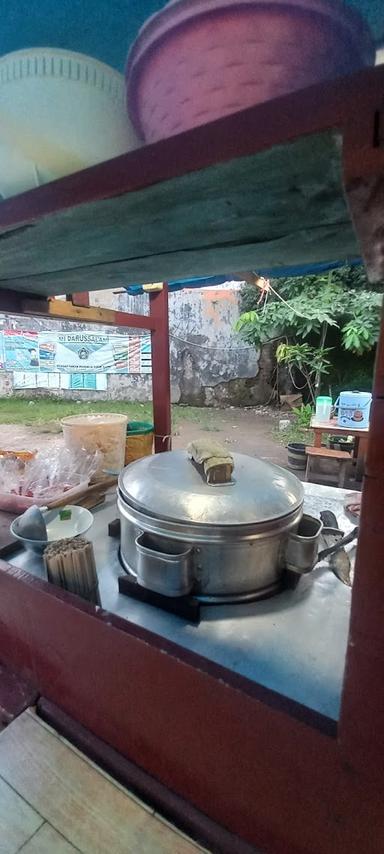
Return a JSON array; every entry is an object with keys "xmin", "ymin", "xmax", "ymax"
[{"xmin": 118, "ymin": 450, "xmax": 303, "ymax": 527}]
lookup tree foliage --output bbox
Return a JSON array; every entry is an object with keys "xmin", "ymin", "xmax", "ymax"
[
  {"xmin": 236, "ymin": 266, "xmax": 383, "ymax": 402},
  {"xmin": 236, "ymin": 267, "xmax": 382, "ymax": 355},
  {"xmin": 275, "ymin": 341, "xmax": 333, "ymax": 405}
]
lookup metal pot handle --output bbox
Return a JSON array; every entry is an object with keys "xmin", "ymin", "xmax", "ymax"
[
  {"xmin": 135, "ymin": 533, "xmax": 194, "ymax": 597},
  {"xmin": 285, "ymin": 515, "xmax": 323, "ymax": 575}
]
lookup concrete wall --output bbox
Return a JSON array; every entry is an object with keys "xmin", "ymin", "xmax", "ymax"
[
  {"xmin": 167, "ymin": 285, "xmax": 262, "ymax": 405},
  {"xmin": 111, "ymin": 283, "xmax": 273, "ymax": 406},
  {"xmin": 0, "ymin": 284, "xmax": 276, "ymax": 406}
]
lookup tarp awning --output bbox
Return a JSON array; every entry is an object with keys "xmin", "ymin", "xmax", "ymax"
[{"xmin": 124, "ymin": 258, "xmax": 363, "ymax": 295}]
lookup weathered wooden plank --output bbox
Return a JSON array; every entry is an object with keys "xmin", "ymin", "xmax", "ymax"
[
  {"xmin": 0, "ymin": 224, "xmax": 358, "ymax": 296},
  {"xmin": 0, "ymin": 133, "xmax": 358, "ymax": 295},
  {"xmin": 21, "ymin": 299, "xmax": 157, "ymax": 330}
]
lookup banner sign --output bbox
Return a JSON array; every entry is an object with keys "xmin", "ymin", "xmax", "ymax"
[
  {"xmin": 38, "ymin": 332, "xmax": 129, "ymax": 374},
  {"xmin": 2, "ymin": 331, "xmax": 152, "ymax": 375},
  {"xmin": 36, "ymin": 332, "xmax": 152, "ymax": 375},
  {"xmin": 3, "ymin": 331, "xmax": 39, "ymax": 371}
]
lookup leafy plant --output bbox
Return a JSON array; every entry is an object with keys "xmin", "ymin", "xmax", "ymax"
[
  {"xmin": 276, "ymin": 342, "xmax": 332, "ymax": 404},
  {"xmin": 273, "ymin": 421, "xmax": 314, "ymax": 447},
  {"xmin": 342, "ymin": 305, "xmax": 381, "ymax": 355},
  {"xmin": 236, "ymin": 266, "xmax": 383, "ymax": 400},
  {"xmin": 292, "ymin": 403, "xmax": 313, "ymax": 429}
]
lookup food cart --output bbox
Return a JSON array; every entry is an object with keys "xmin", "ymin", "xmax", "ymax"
[{"xmin": 0, "ymin": 4, "xmax": 383, "ymax": 851}]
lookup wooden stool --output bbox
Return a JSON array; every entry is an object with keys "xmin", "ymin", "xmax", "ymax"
[{"xmin": 305, "ymin": 446, "xmax": 352, "ymax": 488}]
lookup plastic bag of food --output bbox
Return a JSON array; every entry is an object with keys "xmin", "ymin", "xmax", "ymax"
[{"xmin": 0, "ymin": 446, "xmax": 101, "ymax": 513}]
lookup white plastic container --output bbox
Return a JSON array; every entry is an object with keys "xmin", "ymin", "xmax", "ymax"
[
  {"xmin": 337, "ymin": 391, "xmax": 372, "ymax": 429},
  {"xmin": 0, "ymin": 48, "xmax": 139, "ymax": 198},
  {"xmin": 315, "ymin": 396, "xmax": 332, "ymax": 422},
  {"xmin": 61, "ymin": 413, "xmax": 128, "ymax": 477}
]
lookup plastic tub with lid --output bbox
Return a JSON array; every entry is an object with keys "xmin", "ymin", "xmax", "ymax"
[
  {"xmin": 61, "ymin": 413, "xmax": 128, "ymax": 477},
  {"xmin": 125, "ymin": 0, "xmax": 375, "ymax": 143},
  {"xmin": 125, "ymin": 422, "xmax": 154, "ymax": 465},
  {"xmin": 336, "ymin": 391, "xmax": 372, "ymax": 429},
  {"xmin": 0, "ymin": 48, "xmax": 139, "ymax": 199}
]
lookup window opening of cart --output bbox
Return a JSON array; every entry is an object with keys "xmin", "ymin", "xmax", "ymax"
[{"xmin": 0, "ymin": 255, "xmax": 375, "ymax": 728}]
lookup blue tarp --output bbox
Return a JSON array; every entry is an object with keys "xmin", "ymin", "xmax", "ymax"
[{"xmin": 124, "ymin": 258, "xmax": 363, "ymax": 295}]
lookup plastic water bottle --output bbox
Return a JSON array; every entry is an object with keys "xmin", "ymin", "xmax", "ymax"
[{"xmin": 315, "ymin": 396, "xmax": 332, "ymax": 422}]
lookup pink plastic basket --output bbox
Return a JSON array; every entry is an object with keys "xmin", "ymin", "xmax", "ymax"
[{"xmin": 126, "ymin": 0, "xmax": 374, "ymax": 143}]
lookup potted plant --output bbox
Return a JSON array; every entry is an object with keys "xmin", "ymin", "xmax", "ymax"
[
  {"xmin": 328, "ymin": 435, "xmax": 355, "ymax": 453},
  {"xmin": 286, "ymin": 404, "xmax": 313, "ymax": 471},
  {"xmin": 287, "ymin": 442, "xmax": 307, "ymax": 471}
]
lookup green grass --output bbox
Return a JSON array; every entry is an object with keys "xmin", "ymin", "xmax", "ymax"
[
  {"xmin": 273, "ymin": 424, "xmax": 314, "ymax": 446},
  {"xmin": 0, "ymin": 397, "xmax": 218, "ymax": 429}
]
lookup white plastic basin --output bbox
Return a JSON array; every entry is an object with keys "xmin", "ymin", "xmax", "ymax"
[
  {"xmin": 11, "ymin": 505, "xmax": 94, "ymax": 554},
  {"xmin": 0, "ymin": 47, "xmax": 139, "ymax": 198}
]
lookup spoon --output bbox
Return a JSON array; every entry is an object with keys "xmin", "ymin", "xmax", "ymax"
[{"xmin": 14, "ymin": 505, "xmax": 48, "ymax": 541}]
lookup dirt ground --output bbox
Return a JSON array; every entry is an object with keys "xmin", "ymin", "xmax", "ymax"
[
  {"xmin": 172, "ymin": 407, "xmax": 286, "ymax": 464},
  {"xmin": 0, "ymin": 407, "xmax": 287, "ymax": 465},
  {"xmin": 0, "ymin": 405, "xmax": 363, "ymax": 490}
]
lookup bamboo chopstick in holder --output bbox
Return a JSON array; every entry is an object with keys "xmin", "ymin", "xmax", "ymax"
[{"xmin": 44, "ymin": 538, "xmax": 101, "ymax": 605}]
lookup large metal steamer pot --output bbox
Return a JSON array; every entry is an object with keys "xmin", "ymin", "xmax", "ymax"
[{"xmin": 117, "ymin": 451, "xmax": 320, "ymax": 602}]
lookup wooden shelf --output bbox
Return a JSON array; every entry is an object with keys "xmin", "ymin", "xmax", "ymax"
[{"xmin": 0, "ymin": 65, "xmax": 383, "ymax": 298}]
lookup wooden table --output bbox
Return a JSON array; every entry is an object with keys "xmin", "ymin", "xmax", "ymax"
[{"xmin": 310, "ymin": 417, "xmax": 370, "ymax": 479}]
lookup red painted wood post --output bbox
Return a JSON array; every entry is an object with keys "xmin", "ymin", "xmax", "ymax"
[
  {"xmin": 341, "ymin": 100, "xmax": 384, "ymax": 776},
  {"xmin": 69, "ymin": 292, "xmax": 90, "ymax": 307},
  {"xmin": 339, "ymin": 306, "xmax": 384, "ymax": 775},
  {"xmin": 150, "ymin": 284, "xmax": 172, "ymax": 453}
]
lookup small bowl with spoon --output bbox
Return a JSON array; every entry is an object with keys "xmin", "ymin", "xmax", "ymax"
[{"xmin": 11, "ymin": 504, "xmax": 94, "ymax": 554}]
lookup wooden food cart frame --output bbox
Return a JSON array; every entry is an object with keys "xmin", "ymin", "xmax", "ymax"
[{"xmin": 0, "ymin": 66, "xmax": 383, "ymax": 853}]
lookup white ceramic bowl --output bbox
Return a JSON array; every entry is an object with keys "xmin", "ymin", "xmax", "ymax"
[
  {"xmin": 0, "ymin": 47, "xmax": 139, "ymax": 198},
  {"xmin": 11, "ymin": 505, "xmax": 94, "ymax": 554}
]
